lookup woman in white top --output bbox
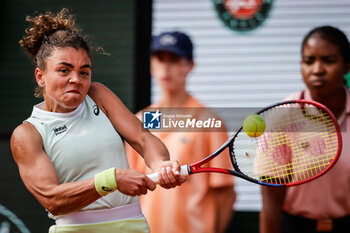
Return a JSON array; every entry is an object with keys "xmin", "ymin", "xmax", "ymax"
[{"xmin": 10, "ymin": 8, "xmax": 184, "ymax": 233}]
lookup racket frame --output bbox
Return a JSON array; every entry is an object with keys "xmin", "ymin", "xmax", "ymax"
[
  {"xmin": 185, "ymin": 99, "xmax": 342, "ymax": 187},
  {"xmin": 147, "ymin": 100, "xmax": 342, "ymax": 187}
]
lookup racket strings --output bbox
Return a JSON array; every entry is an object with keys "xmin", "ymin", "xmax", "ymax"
[
  {"xmin": 259, "ymin": 155, "xmax": 335, "ymax": 183},
  {"xmin": 256, "ymin": 151, "xmax": 333, "ymax": 179},
  {"xmin": 233, "ymin": 102, "xmax": 339, "ymax": 185}
]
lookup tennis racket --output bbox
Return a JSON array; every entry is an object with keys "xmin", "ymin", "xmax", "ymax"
[{"xmin": 147, "ymin": 99, "xmax": 342, "ymax": 187}]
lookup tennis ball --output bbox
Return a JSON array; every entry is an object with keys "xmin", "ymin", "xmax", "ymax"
[{"xmin": 243, "ymin": 114, "xmax": 265, "ymax": 138}]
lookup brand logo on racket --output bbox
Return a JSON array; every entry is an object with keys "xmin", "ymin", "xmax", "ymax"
[
  {"xmin": 213, "ymin": 0, "xmax": 274, "ymax": 32},
  {"xmin": 143, "ymin": 110, "xmax": 162, "ymax": 129}
]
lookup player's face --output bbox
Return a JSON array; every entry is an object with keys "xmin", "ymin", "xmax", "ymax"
[
  {"xmin": 151, "ymin": 51, "xmax": 194, "ymax": 92},
  {"xmin": 301, "ymin": 36, "xmax": 349, "ymax": 100},
  {"xmin": 35, "ymin": 47, "xmax": 92, "ymax": 113}
]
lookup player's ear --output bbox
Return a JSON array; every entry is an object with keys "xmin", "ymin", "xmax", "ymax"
[
  {"xmin": 35, "ymin": 67, "xmax": 45, "ymax": 87},
  {"xmin": 150, "ymin": 56, "xmax": 157, "ymax": 77},
  {"xmin": 344, "ymin": 61, "xmax": 350, "ymax": 75},
  {"xmin": 186, "ymin": 60, "xmax": 195, "ymax": 73}
]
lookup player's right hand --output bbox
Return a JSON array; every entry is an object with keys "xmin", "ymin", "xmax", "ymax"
[{"xmin": 115, "ymin": 169, "xmax": 156, "ymax": 196}]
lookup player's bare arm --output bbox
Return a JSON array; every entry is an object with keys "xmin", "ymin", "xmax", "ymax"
[
  {"xmin": 11, "ymin": 122, "xmax": 161, "ymax": 214},
  {"xmin": 260, "ymin": 186, "xmax": 287, "ymax": 233},
  {"xmin": 10, "ymin": 123, "xmax": 100, "ymax": 215},
  {"xmin": 88, "ymin": 82, "xmax": 184, "ymax": 187}
]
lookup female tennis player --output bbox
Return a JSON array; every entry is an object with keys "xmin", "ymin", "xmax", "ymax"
[{"xmin": 10, "ymin": 8, "xmax": 185, "ymax": 233}]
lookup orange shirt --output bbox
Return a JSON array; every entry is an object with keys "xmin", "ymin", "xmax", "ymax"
[
  {"xmin": 125, "ymin": 95, "xmax": 235, "ymax": 233},
  {"xmin": 282, "ymin": 88, "xmax": 350, "ymax": 219}
]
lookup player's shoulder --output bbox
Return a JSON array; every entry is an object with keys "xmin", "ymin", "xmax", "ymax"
[
  {"xmin": 186, "ymin": 95, "xmax": 205, "ymax": 108},
  {"xmin": 283, "ymin": 90, "xmax": 303, "ymax": 101},
  {"xmin": 11, "ymin": 122, "xmax": 42, "ymax": 155},
  {"xmin": 88, "ymin": 82, "xmax": 105, "ymax": 102},
  {"xmin": 89, "ymin": 81, "xmax": 106, "ymax": 90},
  {"xmin": 12, "ymin": 122, "xmax": 39, "ymax": 139}
]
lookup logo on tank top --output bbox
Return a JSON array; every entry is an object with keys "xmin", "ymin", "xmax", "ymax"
[
  {"xmin": 213, "ymin": 0, "xmax": 274, "ymax": 32},
  {"xmin": 53, "ymin": 125, "xmax": 68, "ymax": 136},
  {"xmin": 93, "ymin": 105, "xmax": 100, "ymax": 116}
]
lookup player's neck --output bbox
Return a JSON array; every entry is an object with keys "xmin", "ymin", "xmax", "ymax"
[{"xmin": 160, "ymin": 91, "xmax": 189, "ymax": 107}]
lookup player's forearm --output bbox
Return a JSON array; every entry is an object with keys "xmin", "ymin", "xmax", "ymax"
[
  {"xmin": 213, "ymin": 186, "xmax": 235, "ymax": 233},
  {"xmin": 142, "ymin": 135, "xmax": 170, "ymax": 170},
  {"xmin": 260, "ymin": 186, "xmax": 286, "ymax": 233},
  {"xmin": 32, "ymin": 177, "xmax": 100, "ymax": 215},
  {"xmin": 260, "ymin": 209, "xmax": 283, "ymax": 233}
]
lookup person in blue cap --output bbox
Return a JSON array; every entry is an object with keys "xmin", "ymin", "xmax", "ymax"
[{"xmin": 126, "ymin": 31, "xmax": 236, "ymax": 233}]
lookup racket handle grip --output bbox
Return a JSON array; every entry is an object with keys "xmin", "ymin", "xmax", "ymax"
[{"xmin": 147, "ymin": 165, "xmax": 189, "ymax": 183}]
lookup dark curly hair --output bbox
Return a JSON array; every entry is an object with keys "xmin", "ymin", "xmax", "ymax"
[{"xmin": 19, "ymin": 8, "xmax": 91, "ymax": 98}]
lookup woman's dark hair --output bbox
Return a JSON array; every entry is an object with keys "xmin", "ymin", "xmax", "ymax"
[
  {"xmin": 19, "ymin": 8, "xmax": 91, "ymax": 98},
  {"xmin": 301, "ymin": 25, "xmax": 350, "ymax": 63}
]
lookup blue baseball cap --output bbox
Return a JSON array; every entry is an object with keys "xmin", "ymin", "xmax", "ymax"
[{"xmin": 151, "ymin": 31, "xmax": 194, "ymax": 60}]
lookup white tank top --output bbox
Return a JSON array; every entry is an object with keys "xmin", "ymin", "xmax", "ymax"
[{"xmin": 25, "ymin": 95, "xmax": 138, "ymax": 216}]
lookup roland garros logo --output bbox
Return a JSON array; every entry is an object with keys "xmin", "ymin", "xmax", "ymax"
[{"xmin": 213, "ymin": 0, "xmax": 274, "ymax": 32}]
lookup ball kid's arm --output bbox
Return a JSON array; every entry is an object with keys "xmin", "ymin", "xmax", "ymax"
[{"xmin": 260, "ymin": 185, "xmax": 286, "ymax": 233}]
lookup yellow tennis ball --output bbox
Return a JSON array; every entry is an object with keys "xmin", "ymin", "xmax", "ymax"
[{"xmin": 243, "ymin": 114, "xmax": 265, "ymax": 138}]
